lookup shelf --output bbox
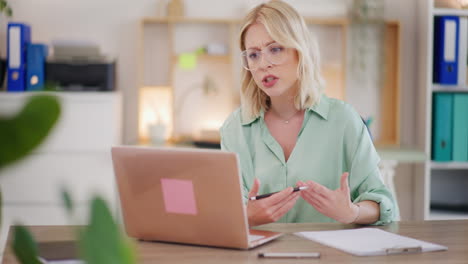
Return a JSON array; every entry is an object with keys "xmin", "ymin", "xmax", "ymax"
[
  {"xmin": 433, "ymin": 8, "xmax": 468, "ymax": 17},
  {"xmin": 376, "ymin": 146, "xmax": 426, "ymax": 163},
  {"xmin": 142, "ymin": 16, "xmax": 350, "ymax": 26},
  {"xmin": 172, "ymin": 54, "xmax": 231, "ymax": 64},
  {"xmin": 140, "ymin": 85, "xmax": 171, "ymax": 90},
  {"xmin": 431, "ymin": 161, "xmax": 468, "ymax": 169},
  {"xmin": 0, "ymin": 91, "xmax": 121, "ymax": 103},
  {"xmin": 433, "ymin": 84, "xmax": 468, "ymax": 92},
  {"xmin": 429, "ymin": 209, "xmax": 468, "ymax": 220},
  {"xmin": 303, "ymin": 17, "xmax": 350, "ymax": 25},
  {"xmin": 414, "ymin": 0, "xmax": 468, "ymax": 221},
  {"xmin": 143, "ymin": 17, "xmax": 237, "ymax": 24}
]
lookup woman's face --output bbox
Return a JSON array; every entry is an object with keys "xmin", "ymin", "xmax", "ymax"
[{"xmin": 243, "ymin": 23, "xmax": 299, "ymax": 99}]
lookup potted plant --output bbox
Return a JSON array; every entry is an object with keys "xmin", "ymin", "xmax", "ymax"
[
  {"xmin": 0, "ymin": 96, "xmax": 137, "ymax": 263},
  {"xmin": 0, "ymin": 95, "xmax": 136, "ymax": 264}
]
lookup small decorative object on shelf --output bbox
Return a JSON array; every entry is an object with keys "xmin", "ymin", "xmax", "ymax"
[
  {"xmin": 350, "ymin": 0, "xmax": 385, "ymax": 84},
  {"xmin": 167, "ymin": 0, "xmax": 184, "ymax": 17},
  {"xmin": 351, "ymin": 0, "xmax": 385, "ymax": 23},
  {"xmin": 350, "ymin": 0, "xmax": 386, "ymax": 71},
  {"xmin": 0, "ymin": 0, "xmax": 13, "ymax": 17},
  {"xmin": 434, "ymin": 0, "xmax": 464, "ymax": 9},
  {"xmin": 149, "ymin": 119, "xmax": 167, "ymax": 145}
]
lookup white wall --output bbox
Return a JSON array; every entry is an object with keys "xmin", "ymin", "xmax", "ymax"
[
  {"xmin": 0, "ymin": 0, "xmax": 350, "ymax": 145},
  {"xmin": 0, "ymin": 0, "xmax": 419, "ymax": 219}
]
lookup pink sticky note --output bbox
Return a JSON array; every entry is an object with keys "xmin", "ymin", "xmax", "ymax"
[{"xmin": 160, "ymin": 178, "xmax": 198, "ymax": 215}]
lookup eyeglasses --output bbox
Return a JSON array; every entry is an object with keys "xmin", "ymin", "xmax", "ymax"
[{"xmin": 241, "ymin": 43, "xmax": 289, "ymax": 71}]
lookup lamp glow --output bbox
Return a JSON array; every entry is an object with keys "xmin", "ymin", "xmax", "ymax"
[{"xmin": 138, "ymin": 86, "xmax": 172, "ymax": 142}]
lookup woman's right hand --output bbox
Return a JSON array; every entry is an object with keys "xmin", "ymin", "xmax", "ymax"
[{"xmin": 247, "ymin": 178, "xmax": 300, "ymax": 226}]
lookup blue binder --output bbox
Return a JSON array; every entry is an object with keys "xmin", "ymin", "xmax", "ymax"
[
  {"xmin": 433, "ymin": 16, "xmax": 459, "ymax": 85},
  {"xmin": 432, "ymin": 93, "xmax": 454, "ymax": 161},
  {"xmin": 26, "ymin": 44, "xmax": 48, "ymax": 91},
  {"xmin": 7, "ymin": 22, "xmax": 31, "ymax": 92}
]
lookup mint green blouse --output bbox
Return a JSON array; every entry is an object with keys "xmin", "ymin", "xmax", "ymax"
[{"xmin": 220, "ymin": 95, "xmax": 398, "ymax": 225}]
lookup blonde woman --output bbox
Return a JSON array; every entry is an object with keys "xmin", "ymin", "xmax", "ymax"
[{"xmin": 220, "ymin": 0, "xmax": 398, "ymax": 226}]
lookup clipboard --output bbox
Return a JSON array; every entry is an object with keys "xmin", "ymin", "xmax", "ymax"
[{"xmin": 295, "ymin": 228, "xmax": 448, "ymax": 257}]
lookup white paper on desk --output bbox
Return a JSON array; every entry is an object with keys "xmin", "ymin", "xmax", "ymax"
[{"xmin": 295, "ymin": 228, "xmax": 448, "ymax": 256}]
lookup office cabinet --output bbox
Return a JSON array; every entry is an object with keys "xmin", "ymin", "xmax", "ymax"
[{"xmin": 416, "ymin": 0, "xmax": 468, "ymax": 220}]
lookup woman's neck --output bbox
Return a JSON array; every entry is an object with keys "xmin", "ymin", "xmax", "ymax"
[{"xmin": 268, "ymin": 94, "xmax": 299, "ymax": 119}]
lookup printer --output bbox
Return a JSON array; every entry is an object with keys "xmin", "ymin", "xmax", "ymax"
[{"xmin": 46, "ymin": 42, "xmax": 116, "ymax": 91}]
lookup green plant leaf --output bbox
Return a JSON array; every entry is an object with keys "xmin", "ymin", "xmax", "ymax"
[
  {"xmin": 0, "ymin": 187, "xmax": 2, "ymax": 232},
  {"xmin": 79, "ymin": 197, "xmax": 136, "ymax": 264},
  {"xmin": 0, "ymin": 95, "xmax": 61, "ymax": 169},
  {"xmin": 12, "ymin": 226, "xmax": 42, "ymax": 264},
  {"xmin": 6, "ymin": 6, "xmax": 12, "ymax": 17},
  {"xmin": 61, "ymin": 188, "xmax": 74, "ymax": 214}
]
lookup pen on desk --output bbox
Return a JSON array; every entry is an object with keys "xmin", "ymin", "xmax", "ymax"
[
  {"xmin": 249, "ymin": 186, "xmax": 308, "ymax": 201},
  {"xmin": 258, "ymin": 252, "xmax": 321, "ymax": 258}
]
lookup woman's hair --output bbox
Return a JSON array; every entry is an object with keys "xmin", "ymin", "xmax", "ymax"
[{"xmin": 239, "ymin": 0, "xmax": 324, "ymax": 121}]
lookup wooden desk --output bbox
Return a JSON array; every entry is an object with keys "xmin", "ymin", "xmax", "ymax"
[{"xmin": 3, "ymin": 220, "xmax": 467, "ymax": 264}]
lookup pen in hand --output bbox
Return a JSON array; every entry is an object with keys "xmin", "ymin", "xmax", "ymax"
[{"xmin": 249, "ymin": 186, "xmax": 308, "ymax": 201}]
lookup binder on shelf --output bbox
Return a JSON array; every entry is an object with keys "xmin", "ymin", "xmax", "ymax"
[
  {"xmin": 452, "ymin": 94, "xmax": 468, "ymax": 161},
  {"xmin": 457, "ymin": 17, "xmax": 467, "ymax": 87},
  {"xmin": 26, "ymin": 44, "xmax": 48, "ymax": 91},
  {"xmin": 6, "ymin": 22, "xmax": 31, "ymax": 92},
  {"xmin": 433, "ymin": 16, "xmax": 459, "ymax": 85},
  {"xmin": 432, "ymin": 93, "xmax": 453, "ymax": 161}
]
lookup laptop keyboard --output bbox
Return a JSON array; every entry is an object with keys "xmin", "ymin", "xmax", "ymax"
[{"xmin": 248, "ymin": 234, "xmax": 266, "ymax": 242}]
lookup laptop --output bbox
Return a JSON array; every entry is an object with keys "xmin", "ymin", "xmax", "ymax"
[{"xmin": 111, "ymin": 146, "xmax": 283, "ymax": 249}]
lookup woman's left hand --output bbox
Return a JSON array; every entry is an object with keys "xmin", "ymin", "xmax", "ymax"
[{"xmin": 297, "ymin": 172, "xmax": 359, "ymax": 224}]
